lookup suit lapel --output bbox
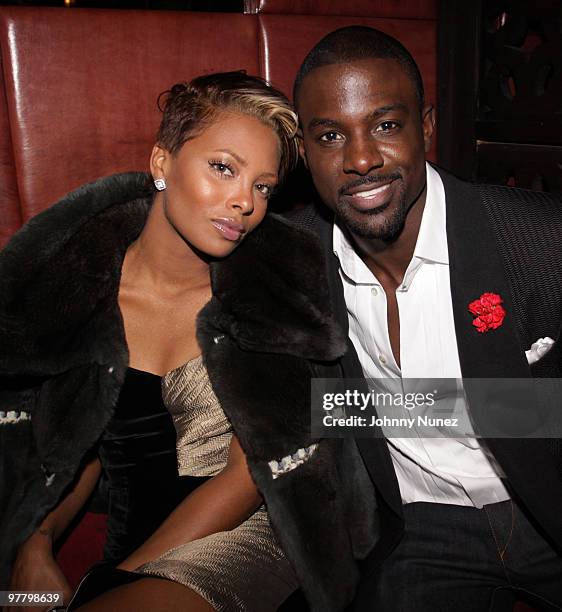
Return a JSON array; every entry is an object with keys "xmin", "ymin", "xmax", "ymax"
[
  {"xmin": 440, "ymin": 169, "xmax": 530, "ymax": 380},
  {"xmin": 441, "ymin": 169, "xmax": 562, "ymax": 549}
]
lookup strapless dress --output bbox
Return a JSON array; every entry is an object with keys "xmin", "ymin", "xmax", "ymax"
[
  {"xmin": 120, "ymin": 356, "xmax": 298, "ymax": 611},
  {"xmin": 98, "ymin": 366, "xmax": 209, "ymax": 562}
]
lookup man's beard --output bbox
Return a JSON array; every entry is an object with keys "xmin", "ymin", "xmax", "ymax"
[{"xmin": 335, "ymin": 181, "xmax": 407, "ymax": 242}]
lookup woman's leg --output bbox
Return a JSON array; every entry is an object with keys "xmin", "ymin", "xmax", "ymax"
[{"xmin": 75, "ymin": 576, "xmax": 214, "ymax": 612}]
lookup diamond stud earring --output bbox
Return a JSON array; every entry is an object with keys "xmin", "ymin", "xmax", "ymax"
[{"xmin": 154, "ymin": 178, "xmax": 167, "ymax": 191}]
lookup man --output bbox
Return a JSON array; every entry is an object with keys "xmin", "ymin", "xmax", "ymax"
[{"xmin": 291, "ymin": 26, "xmax": 562, "ymax": 610}]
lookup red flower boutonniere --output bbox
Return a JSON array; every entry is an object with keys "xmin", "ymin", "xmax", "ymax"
[{"xmin": 468, "ymin": 292, "xmax": 506, "ymax": 333}]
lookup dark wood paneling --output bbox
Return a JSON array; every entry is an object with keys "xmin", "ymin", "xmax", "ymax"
[
  {"xmin": 437, "ymin": 0, "xmax": 480, "ymax": 179},
  {"xmin": 438, "ymin": 0, "xmax": 562, "ymax": 193},
  {"xmin": 479, "ymin": 0, "xmax": 562, "ymax": 142},
  {"xmin": 477, "ymin": 142, "xmax": 562, "ymax": 193}
]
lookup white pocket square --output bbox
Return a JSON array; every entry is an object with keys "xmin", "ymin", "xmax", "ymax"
[{"xmin": 525, "ymin": 337, "xmax": 554, "ymax": 365}]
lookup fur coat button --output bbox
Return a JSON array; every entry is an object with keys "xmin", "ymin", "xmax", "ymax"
[
  {"xmin": 213, "ymin": 335, "xmax": 225, "ymax": 344},
  {"xmin": 40, "ymin": 463, "xmax": 56, "ymax": 487}
]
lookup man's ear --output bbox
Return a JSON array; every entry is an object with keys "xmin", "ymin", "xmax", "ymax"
[
  {"xmin": 421, "ymin": 104, "xmax": 436, "ymax": 153},
  {"xmin": 297, "ymin": 129, "xmax": 309, "ymax": 170},
  {"xmin": 150, "ymin": 144, "xmax": 169, "ymax": 179}
]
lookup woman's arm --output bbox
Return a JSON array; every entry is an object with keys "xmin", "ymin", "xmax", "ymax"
[
  {"xmin": 118, "ymin": 435, "xmax": 261, "ymax": 571},
  {"xmin": 7, "ymin": 455, "xmax": 102, "ymax": 612}
]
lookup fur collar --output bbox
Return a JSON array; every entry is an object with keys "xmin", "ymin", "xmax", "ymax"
[
  {"xmin": 0, "ymin": 172, "xmax": 346, "ymax": 377},
  {"xmin": 204, "ymin": 211, "xmax": 347, "ymax": 361}
]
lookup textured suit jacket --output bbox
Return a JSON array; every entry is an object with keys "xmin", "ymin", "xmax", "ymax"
[{"xmin": 290, "ymin": 166, "xmax": 562, "ymax": 571}]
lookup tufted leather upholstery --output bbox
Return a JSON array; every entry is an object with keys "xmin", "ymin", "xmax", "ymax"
[
  {"xmin": 0, "ymin": 8, "xmax": 259, "ymax": 231},
  {"xmin": 258, "ymin": 14, "xmax": 436, "ymax": 126},
  {"xmin": 0, "ymin": 2, "xmax": 437, "ymax": 249},
  {"xmin": 245, "ymin": 0, "xmax": 436, "ymax": 18},
  {"xmin": 0, "ymin": 0, "xmax": 437, "ymax": 590}
]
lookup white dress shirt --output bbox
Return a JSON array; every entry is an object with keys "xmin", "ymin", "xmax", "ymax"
[{"xmin": 333, "ymin": 163, "xmax": 510, "ymax": 508}]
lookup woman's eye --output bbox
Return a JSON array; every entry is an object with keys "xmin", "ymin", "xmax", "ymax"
[
  {"xmin": 255, "ymin": 183, "xmax": 274, "ymax": 198},
  {"xmin": 319, "ymin": 131, "xmax": 343, "ymax": 143},
  {"xmin": 209, "ymin": 161, "xmax": 234, "ymax": 177},
  {"xmin": 376, "ymin": 121, "xmax": 399, "ymax": 133}
]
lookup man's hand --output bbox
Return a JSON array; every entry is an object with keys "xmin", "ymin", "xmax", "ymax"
[{"xmin": 4, "ymin": 531, "xmax": 72, "ymax": 612}]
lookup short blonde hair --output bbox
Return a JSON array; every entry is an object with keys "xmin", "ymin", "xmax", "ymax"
[{"xmin": 157, "ymin": 72, "xmax": 299, "ymax": 182}]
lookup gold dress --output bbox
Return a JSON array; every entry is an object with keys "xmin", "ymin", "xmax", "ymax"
[{"xmin": 137, "ymin": 356, "xmax": 299, "ymax": 611}]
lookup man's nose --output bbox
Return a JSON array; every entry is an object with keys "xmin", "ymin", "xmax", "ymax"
[{"xmin": 343, "ymin": 138, "xmax": 384, "ymax": 175}]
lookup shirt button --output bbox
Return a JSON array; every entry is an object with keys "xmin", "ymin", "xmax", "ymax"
[
  {"xmin": 379, "ymin": 354, "xmax": 387, "ymax": 365},
  {"xmin": 371, "ymin": 287, "xmax": 378, "ymax": 296}
]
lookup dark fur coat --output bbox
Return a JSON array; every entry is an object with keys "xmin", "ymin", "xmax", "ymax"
[{"xmin": 0, "ymin": 172, "xmax": 377, "ymax": 610}]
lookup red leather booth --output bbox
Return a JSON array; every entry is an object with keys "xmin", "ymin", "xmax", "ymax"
[
  {"xmin": 0, "ymin": 1, "xmax": 437, "ymax": 248},
  {"xmin": 0, "ymin": 0, "xmax": 437, "ymax": 588}
]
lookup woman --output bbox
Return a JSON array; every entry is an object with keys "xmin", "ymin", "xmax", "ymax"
[{"xmin": 1, "ymin": 72, "xmax": 376, "ymax": 612}]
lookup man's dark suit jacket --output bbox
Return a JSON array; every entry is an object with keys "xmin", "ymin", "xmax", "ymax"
[{"xmin": 290, "ymin": 166, "xmax": 562, "ymax": 576}]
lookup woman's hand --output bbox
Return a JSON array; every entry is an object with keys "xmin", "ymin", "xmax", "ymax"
[
  {"xmin": 3, "ymin": 455, "xmax": 102, "ymax": 612},
  {"xmin": 5, "ymin": 531, "xmax": 72, "ymax": 612}
]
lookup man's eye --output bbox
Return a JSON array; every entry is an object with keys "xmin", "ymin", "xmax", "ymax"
[
  {"xmin": 376, "ymin": 121, "xmax": 399, "ymax": 133},
  {"xmin": 319, "ymin": 132, "xmax": 343, "ymax": 142},
  {"xmin": 209, "ymin": 161, "xmax": 234, "ymax": 176}
]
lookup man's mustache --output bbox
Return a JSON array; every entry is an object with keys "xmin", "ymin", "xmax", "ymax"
[{"xmin": 338, "ymin": 172, "xmax": 402, "ymax": 198}]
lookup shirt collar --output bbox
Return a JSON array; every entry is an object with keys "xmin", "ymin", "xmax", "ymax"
[
  {"xmin": 333, "ymin": 218, "xmax": 375, "ymax": 285},
  {"xmin": 413, "ymin": 163, "xmax": 448, "ymax": 265},
  {"xmin": 333, "ymin": 163, "xmax": 448, "ymax": 285}
]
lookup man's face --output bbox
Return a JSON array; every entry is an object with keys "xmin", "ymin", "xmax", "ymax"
[{"xmin": 297, "ymin": 58, "xmax": 434, "ymax": 241}]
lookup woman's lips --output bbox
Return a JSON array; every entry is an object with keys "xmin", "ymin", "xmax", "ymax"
[
  {"xmin": 341, "ymin": 181, "xmax": 394, "ymax": 211},
  {"xmin": 211, "ymin": 219, "xmax": 245, "ymax": 241}
]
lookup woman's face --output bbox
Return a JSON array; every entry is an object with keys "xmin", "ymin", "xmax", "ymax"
[{"xmin": 151, "ymin": 111, "xmax": 280, "ymax": 259}]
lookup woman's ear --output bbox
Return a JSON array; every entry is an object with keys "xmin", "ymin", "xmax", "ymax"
[{"xmin": 150, "ymin": 144, "xmax": 169, "ymax": 179}]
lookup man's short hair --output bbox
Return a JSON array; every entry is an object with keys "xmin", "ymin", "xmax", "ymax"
[{"xmin": 293, "ymin": 26, "xmax": 424, "ymax": 111}]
